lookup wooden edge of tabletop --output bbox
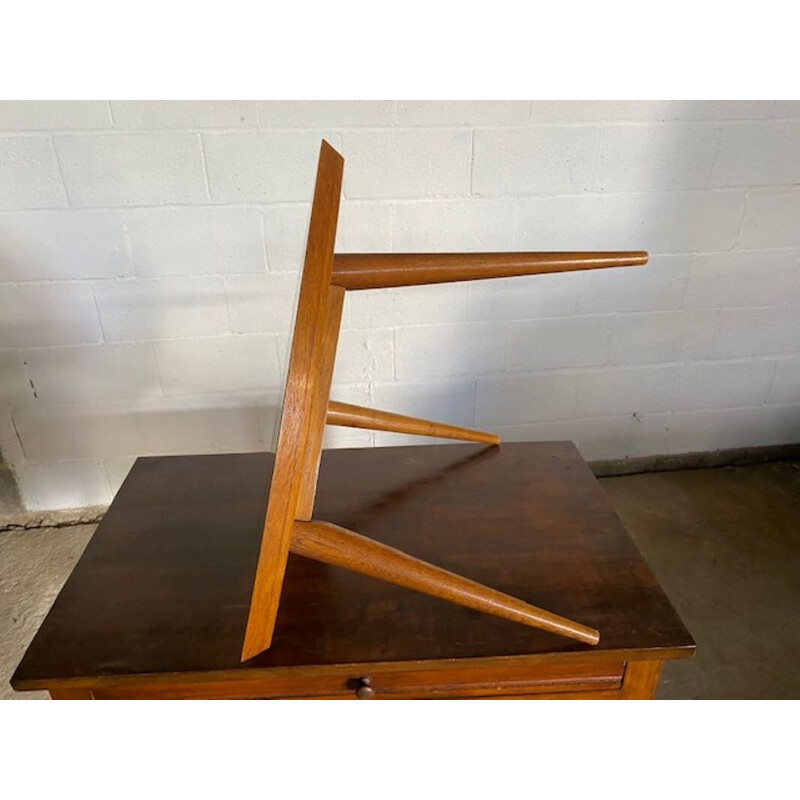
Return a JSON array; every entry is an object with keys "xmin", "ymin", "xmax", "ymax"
[{"xmin": 12, "ymin": 645, "xmax": 695, "ymax": 693}]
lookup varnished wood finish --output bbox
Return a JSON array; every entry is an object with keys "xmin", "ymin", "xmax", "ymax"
[
  {"xmin": 239, "ymin": 140, "xmax": 646, "ymax": 660},
  {"xmin": 13, "ymin": 442, "xmax": 694, "ymax": 698},
  {"xmin": 48, "ymin": 688, "xmax": 93, "ymax": 700},
  {"xmin": 620, "ymin": 659, "xmax": 664, "ymax": 699},
  {"xmin": 291, "ymin": 519, "xmax": 599, "ymax": 645},
  {"xmin": 242, "ymin": 141, "xmax": 344, "ymax": 660},
  {"xmin": 49, "ymin": 661, "xmax": 626, "ymax": 700},
  {"xmin": 297, "ymin": 285, "xmax": 346, "ymax": 519},
  {"xmin": 327, "ymin": 400, "xmax": 500, "ymax": 445},
  {"xmin": 332, "ymin": 251, "xmax": 648, "ymax": 290}
]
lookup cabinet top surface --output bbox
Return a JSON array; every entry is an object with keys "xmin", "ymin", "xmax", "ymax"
[{"xmin": 14, "ymin": 441, "xmax": 694, "ymax": 686}]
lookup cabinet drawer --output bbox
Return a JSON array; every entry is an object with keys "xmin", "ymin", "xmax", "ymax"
[{"xmin": 87, "ymin": 659, "xmax": 626, "ymax": 699}]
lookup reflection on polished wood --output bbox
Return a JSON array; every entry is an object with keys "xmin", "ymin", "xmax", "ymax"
[
  {"xmin": 291, "ymin": 519, "xmax": 600, "ymax": 645},
  {"xmin": 12, "ymin": 443, "xmax": 694, "ymax": 699}
]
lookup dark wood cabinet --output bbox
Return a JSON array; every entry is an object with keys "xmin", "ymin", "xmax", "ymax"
[{"xmin": 13, "ymin": 442, "xmax": 694, "ymax": 700}]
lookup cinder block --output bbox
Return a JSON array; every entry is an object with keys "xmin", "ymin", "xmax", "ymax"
[
  {"xmin": 668, "ymin": 101, "xmax": 775, "ymax": 121},
  {"xmin": 686, "ymin": 251, "xmax": 799, "ymax": 309},
  {"xmin": 676, "ymin": 359, "xmax": 776, "ymax": 411},
  {"xmin": 336, "ymin": 202, "xmax": 393, "ymax": 252},
  {"xmin": 491, "ymin": 418, "xmax": 575, "ymax": 443},
  {"xmin": 0, "ymin": 411, "xmax": 25, "ymax": 464},
  {"xmin": 566, "ymin": 416, "xmax": 637, "ymax": 461},
  {"xmin": 55, "ymin": 133, "xmax": 208, "ymax": 207},
  {"xmin": 528, "ymin": 100, "xmax": 773, "ymax": 123},
  {"xmin": 372, "ymin": 378, "xmax": 476, "ymax": 446},
  {"xmin": 349, "ymin": 284, "xmax": 467, "ymax": 329},
  {"xmin": 93, "ymin": 276, "xmax": 228, "ymax": 341},
  {"xmin": 137, "ymin": 392, "xmax": 271, "ymax": 455},
  {"xmin": 611, "ymin": 310, "xmax": 717, "ymax": 365},
  {"xmin": 0, "ymin": 100, "xmax": 111, "ymax": 131},
  {"xmin": 0, "ymin": 283, "xmax": 102, "ymax": 346},
  {"xmin": 626, "ymin": 412, "xmax": 673, "ymax": 458},
  {"xmin": 258, "ymin": 101, "xmax": 395, "ymax": 127},
  {"xmin": 516, "ymin": 191, "xmax": 746, "ymax": 253},
  {"xmin": 14, "ymin": 460, "xmax": 113, "ymax": 511},
  {"xmin": 771, "ymin": 358, "xmax": 800, "ymax": 403},
  {"xmin": 710, "ymin": 122, "xmax": 800, "ymax": 187},
  {"xmin": 0, "ymin": 100, "xmax": 112, "ymax": 130},
  {"xmin": 713, "ymin": 307, "xmax": 800, "ymax": 358},
  {"xmin": 325, "ymin": 382, "xmax": 371, "ymax": 404},
  {"xmin": 506, "ymin": 315, "xmax": 613, "ymax": 372},
  {"xmin": 468, "ymin": 272, "xmax": 582, "ymax": 321},
  {"xmin": 472, "ymin": 127, "xmax": 598, "ymax": 196},
  {"xmin": 772, "ymin": 102, "xmax": 800, "ymax": 119},
  {"xmin": 397, "ymin": 101, "xmax": 528, "ymax": 126},
  {"xmin": 529, "ymin": 101, "xmax": 674, "ymax": 123},
  {"xmin": 127, "ymin": 207, "xmax": 266, "ymax": 276},
  {"xmin": 0, "ymin": 210, "xmax": 131, "ymax": 281},
  {"xmin": 22, "ymin": 343, "xmax": 162, "ymax": 404},
  {"xmin": 203, "ymin": 131, "xmax": 339, "ymax": 203},
  {"xmin": 476, "ymin": 372, "xmax": 578, "ymax": 426},
  {"xmin": 395, "ymin": 323, "xmax": 504, "ymax": 380},
  {"xmin": 494, "ymin": 416, "xmax": 637, "ymax": 461},
  {"xmin": 154, "ymin": 335, "xmax": 282, "ymax": 395},
  {"xmin": 667, "ymin": 406, "xmax": 800, "ymax": 454},
  {"xmin": 104, "ymin": 455, "xmax": 136, "ymax": 495},
  {"xmin": 595, "ymin": 124, "xmax": 718, "ymax": 191},
  {"xmin": 332, "ymin": 329, "xmax": 394, "ymax": 383},
  {"xmin": 262, "ymin": 205, "xmax": 308, "ymax": 272},
  {"xmin": 342, "ymin": 130, "xmax": 471, "ymax": 199},
  {"xmin": 12, "ymin": 403, "xmax": 144, "ymax": 461},
  {"xmin": 111, "ymin": 101, "xmax": 258, "ymax": 128},
  {"xmin": 392, "ymin": 200, "xmax": 514, "ymax": 250},
  {"xmin": 225, "ymin": 272, "xmax": 299, "ymax": 334},
  {"xmin": 323, "ymin": 426, "xmax": 373, "ymax": 448},
  {"xmin": 737, "ymin": 189, "xmax": 800, "ymax": 249},
  {"xmin": 0, "ymin": 350, "xmax": 30, "ymax": 408},
  {"xmin": 0, "ymin": 137, "xmax": 68, "ymax": 209},
  {"xmin": 577, "ymin": 254, "xmax": 689, "ymax": 314},
  {"xmin": 574, "ymin": 365, "xmax": 681, "ymax": 417}
]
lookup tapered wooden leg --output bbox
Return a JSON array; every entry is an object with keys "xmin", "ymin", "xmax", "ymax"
[
  {"xmin": 291, "ymin": 520, "xmax": 599, "ymax": 646},
  {"xmin": 327, "ymin": 401, "xmax": 500, "ymax": 445}
]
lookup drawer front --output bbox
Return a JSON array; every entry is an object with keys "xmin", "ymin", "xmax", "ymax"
[{"xmin": 87, "ymin": 660, "xmax": 626, "ymax": 699}]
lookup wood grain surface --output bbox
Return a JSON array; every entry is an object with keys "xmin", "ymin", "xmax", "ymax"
[
  {"xmin": 13, "ymin": 441, "xmax": 694, "ymax": 689},
  {"xmin": 241, "ymin": 140, "xmax": 343, "ymax": 660},
  {"xmin": 332, "ymin": 251, "xmax": 648, "ymax": 289}
]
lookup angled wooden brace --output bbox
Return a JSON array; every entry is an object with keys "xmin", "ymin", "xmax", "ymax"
[{"xmin": 241, "ymin": 139, "xmax": 648, "ymax": 661}]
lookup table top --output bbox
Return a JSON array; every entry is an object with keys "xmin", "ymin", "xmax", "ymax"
[{"xmin": 13, "ymin": 441, "xmax": 694, "ymax": 688}]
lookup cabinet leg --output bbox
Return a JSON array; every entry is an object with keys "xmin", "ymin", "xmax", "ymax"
[{"xmin": 621, "ymin": 660, "xmax": 663, "ymax": 699}]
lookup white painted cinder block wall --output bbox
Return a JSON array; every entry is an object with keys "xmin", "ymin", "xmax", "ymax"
[{"xmin": 1, "ymin": 100, "xmax": 799, "ymax": 510}]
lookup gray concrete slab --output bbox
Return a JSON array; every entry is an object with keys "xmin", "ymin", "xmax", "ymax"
[
  {"xmin": 601, "ymin": 461, "xmax": 800, "ymax": 699},
  {"xmin": 1, "ymin": 525, "xmax": 94, "ymax": 700}
]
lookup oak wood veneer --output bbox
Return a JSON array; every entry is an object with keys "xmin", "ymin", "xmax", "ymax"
[{"xmin": 241, "ymin": 140, "xmax": 648, "ymax": 661}]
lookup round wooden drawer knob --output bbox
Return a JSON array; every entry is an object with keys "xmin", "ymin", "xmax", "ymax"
[{"xmin": 355, "ymin": 677, "xmax": 374, "ymax": 699}]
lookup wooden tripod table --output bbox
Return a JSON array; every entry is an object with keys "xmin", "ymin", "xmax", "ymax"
[{"xmin": 12, "ymin": 441, "xmax": 694, "ymax": 700}]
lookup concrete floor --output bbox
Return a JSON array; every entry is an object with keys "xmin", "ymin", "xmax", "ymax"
[{"xmin": 1, "ymin": 461, "xmax": 798, "ymax": 699}]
